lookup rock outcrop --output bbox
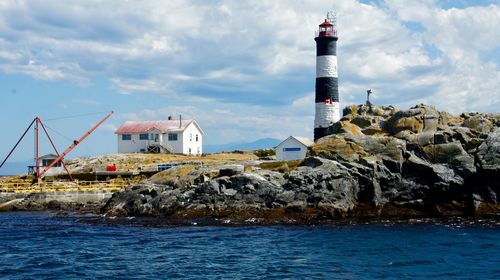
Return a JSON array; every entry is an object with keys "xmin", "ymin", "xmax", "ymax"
[{"xmin": 102, "ymin": 104, "xmax": 500, "ymax": 223}]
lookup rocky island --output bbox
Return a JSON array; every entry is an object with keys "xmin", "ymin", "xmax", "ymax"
[{"xmin": 100, "ymin": 104, "xmax": 500, "ymax": 223}]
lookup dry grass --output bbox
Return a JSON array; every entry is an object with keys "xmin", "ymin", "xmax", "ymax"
[
  {"xmin": 259, "ymin": 159, "xmax": 302, "ymax": 173},
  {"xmin": 0, "ymin": 152, "xmax": 258, "ymax": 186},
  {"xmin": 150, "ymin": 165, "xmax": 201, "ymax": 188},
  {"xmin": 65, "ymin": 152, "xmax": 258, "ymax": 171}
]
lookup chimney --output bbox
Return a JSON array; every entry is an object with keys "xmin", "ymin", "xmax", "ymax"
[
  {"xmin": 168, "ymin": 115, "xmax": 172, "ymax": 120},
  {"xmin": 179, "ymin": 114, "xmax": 182, "ymax": 128}
]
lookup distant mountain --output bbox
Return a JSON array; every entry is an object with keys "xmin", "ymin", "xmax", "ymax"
[
  {"xmin": 204, "ymin": 138, "xmax": 281, "ymax": 154},
  {"xmin": 0, "ymin": 161, "xmax": 31, "ymax": 176}
]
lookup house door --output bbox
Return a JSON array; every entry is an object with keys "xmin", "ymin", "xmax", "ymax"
[{"xmin": 151, "ymin": 134, "xmax": 159, "ymax": 142}]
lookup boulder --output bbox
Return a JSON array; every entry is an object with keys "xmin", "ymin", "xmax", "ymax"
[
  {"xmin": 218, "ymin": 164, "xmax": 244, "ymax": 177},
  {"xmin": 476, "ymin": 128, "xmax": 500, "ymax": 171},
  {"xmin": 462, "ymin": 114, "xmax": 494, "ymax": 134},
  {"xmin": 331, "ymin": 121, "xmax": 364, "ymax": 136},
  {"xmin": 422, "ymin": 141, "xmax": 476, "ymax": 176},
  {"xmin": 385, "ymin": 104, "xmax": 439, "ymax": 135},
  {"xmin": 313, "ymin": 134, "xmax": 405, "ymax": 164}
]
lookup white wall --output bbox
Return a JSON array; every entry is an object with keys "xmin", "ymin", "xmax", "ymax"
[
  {"xmin": 117, "ymin": 130, "xmax": 162, "ymax": 153},
  {"xmin": 182, "ymin": 122, "xmax": 203, "ymax": 155},
  {"xmin": 117, "ymin": 134, "xmax": 148, "ymax": 153},
  {"xmin": 275, "ymin": 137, "xmax": 308, "ymax": 161},
  {"xmin": 161, "ymin": 131, "xmax": 183, "ymax": 153}
]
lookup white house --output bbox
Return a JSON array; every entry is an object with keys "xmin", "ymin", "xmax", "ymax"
[
  {"xmin": 115, "ymin": 117, "xmax": 204, "ymax": 155},
  {"xmin": 275, "ymin": 136, "xmax": 314, "ymax": 161}
]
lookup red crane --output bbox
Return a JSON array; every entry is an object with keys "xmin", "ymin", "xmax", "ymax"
[
  {"xmin": 38, "ymin": 111, "xmax": 114, "ymax": 178},
  {"xmin": 0, "ymin": 111, "xmax": 114, "ymax": 181}
]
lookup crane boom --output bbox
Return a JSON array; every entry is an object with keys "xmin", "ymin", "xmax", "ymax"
[{"xmin": 38, "ymin": 111, "xmax": 114, "ymax": 178}]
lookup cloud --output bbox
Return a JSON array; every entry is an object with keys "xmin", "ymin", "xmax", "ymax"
[
  {"xmin": 383, "ymin": 1, "xmax": 500, "ymax": 113},
  {"xmin": 0, "ymin": 0, "xmax": 498, "ymax": 154},
  {"xmin": 114, "ymin": 98, "xmax": 315, "ymax": 145},
  {"xmin": 169, "ymin": 68, "xmax": 250, "ymax": 81},
  {"xmin": 98, "ymin": 123, "xmax": 119, "ymax": 133},
  {"xmin": 111, "ymin": 78, "xmax": 168, "ymax": 94}
]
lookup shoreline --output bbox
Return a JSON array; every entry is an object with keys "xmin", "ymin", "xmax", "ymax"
[
  {"xmin": 4, "ymin": 209, "xmax": 500, "ymax": 228},
  {"xmin": 2, "ymin": 198, "xmax": 499, "ymax": 226}
]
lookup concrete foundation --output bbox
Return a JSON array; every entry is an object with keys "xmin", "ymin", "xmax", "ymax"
[
  {"xmin": 0, "ymin": 190, "xmax": 116, "ymax": 211},
  {"xmin": 42, "ymin": 190, "xmax": 114, "ymax": 203}
]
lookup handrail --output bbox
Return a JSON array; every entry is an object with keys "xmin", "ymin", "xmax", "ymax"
[{"xmin": 0, "ymin": 180, "xmax": 128, "ymax": 193}]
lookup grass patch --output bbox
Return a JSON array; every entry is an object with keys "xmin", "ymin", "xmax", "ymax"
[
  {"xmin": 151, "ymin": 165, "xmax": 196, "ymax": 182},
  {"xmin": 259, "ymin": 159, "xmax": 302, "ymax": 173}
]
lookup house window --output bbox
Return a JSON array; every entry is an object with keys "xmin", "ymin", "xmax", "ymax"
[
  {"xmin": 196, "ymin": 134, "xmax": 199, "ymax": 142},
  {"xmin": 151, "ymin": 133, "xmax": 159, "ymax": 142},
  {"xmin": 168, "ymin": 133, "xmax": 178, "ymax": 141},
  {"xmin": 283, "ymin": 147, "xmax": 301, "ymax": 152},
  {"xmin": 122, "ymin": 134, "xmax": 131, "ymax": 141},
  {"xmin": 139, "ymin": 134, "xmax": 149, "ymax": 140}
]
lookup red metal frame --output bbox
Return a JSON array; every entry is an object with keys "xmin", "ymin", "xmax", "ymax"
[
  {"xmin": 38, "ymin": 111, "xmax": 114, "ymax": 178},
  {"xmin": 38, "ymin": 119, "xmax": 74, "ymax": 181},
  {"xmin": 0, "ymin": 111, "xmax": 113, "ymax": 182}
]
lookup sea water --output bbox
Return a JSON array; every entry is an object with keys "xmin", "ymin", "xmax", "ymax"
[{"xmin": 0, "ymin": 212, "xmax": 499, "ymax": 279}]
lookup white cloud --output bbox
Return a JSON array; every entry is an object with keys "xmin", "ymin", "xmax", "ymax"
[
  {"xmin": 383, "ymin": 0, "xmax": 500, "ymax": 113},
  {"xmin": 115, "ymin": 99, "xmax": 315, "ymax": 145},
  {"xmin": 0, "ymin": 0, "xmax": 498, "ymax": 154},
  {"xmin": 170, "ymin": 68, "xmax": 250, "ymax": 81},
  {"xmin": 98, "ymin": 123, "xmax": 118, "ymax": 133},
  {"xmin": 110, "ymin": 78, "xmax": 168, "ymax": 94},
  {"xmin": 0, "ymin": 59, "xmax": 88, "ymax": 85}
]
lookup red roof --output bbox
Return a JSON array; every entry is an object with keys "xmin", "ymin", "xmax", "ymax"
[
  {"xmin": 115, "ymin": 119, "xmax": 199, "ymax": 134},
  {"xmin": 319, "ymin": 20, "xmax": 333, "ymax": 27}
]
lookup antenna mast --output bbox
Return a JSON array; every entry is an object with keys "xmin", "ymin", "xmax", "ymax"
[{"xmin": 326, "ymin": 10, "xmax": 337, "ymax": 34}]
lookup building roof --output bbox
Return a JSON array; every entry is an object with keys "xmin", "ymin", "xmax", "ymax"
[
  {"xmin": 319, "ymin": 20, "xmax": 333, "ymax": 27},
  {"xmin": 115, "ymin": 119, "xmax": 204, "ymax": 134},
  {"xmin": 277, "ymin": 136, "xmax": 314, "ymax": 148},
  {"xmin": 292, "ymin": 136, "xmax": 314, "ymax": 147},
  {"xmin": 39, "ymin": 154, "xmax": 59, "ymax": 160}
]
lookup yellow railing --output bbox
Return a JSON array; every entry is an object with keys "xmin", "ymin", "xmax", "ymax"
[{"xmin": 0, "ymin": 180, "xmax": 129, "ymax": 193}]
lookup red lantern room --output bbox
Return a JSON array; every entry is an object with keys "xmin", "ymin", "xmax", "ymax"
[{"xmin": 318, "ymin": 20, "xmax": 335, "ymax": 37}]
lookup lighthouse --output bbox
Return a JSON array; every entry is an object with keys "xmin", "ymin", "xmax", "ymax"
[{"xmin": 314, "ymin": 12, "xmax": 339, "ymax": 141}]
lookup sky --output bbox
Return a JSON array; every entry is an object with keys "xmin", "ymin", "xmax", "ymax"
[{"xmin": 0, "ymin": 0, "xmax": 499, "ymax": 162}]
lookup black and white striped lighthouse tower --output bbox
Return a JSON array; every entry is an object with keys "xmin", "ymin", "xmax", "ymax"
[{"xmin": 314, "ymin": 12, "xmax": 339, "ymax": 141}]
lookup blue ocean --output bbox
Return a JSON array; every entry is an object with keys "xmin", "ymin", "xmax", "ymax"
[{"xmin": 0, "ymin": 212, "xmax": 499, "ymax": 279}]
